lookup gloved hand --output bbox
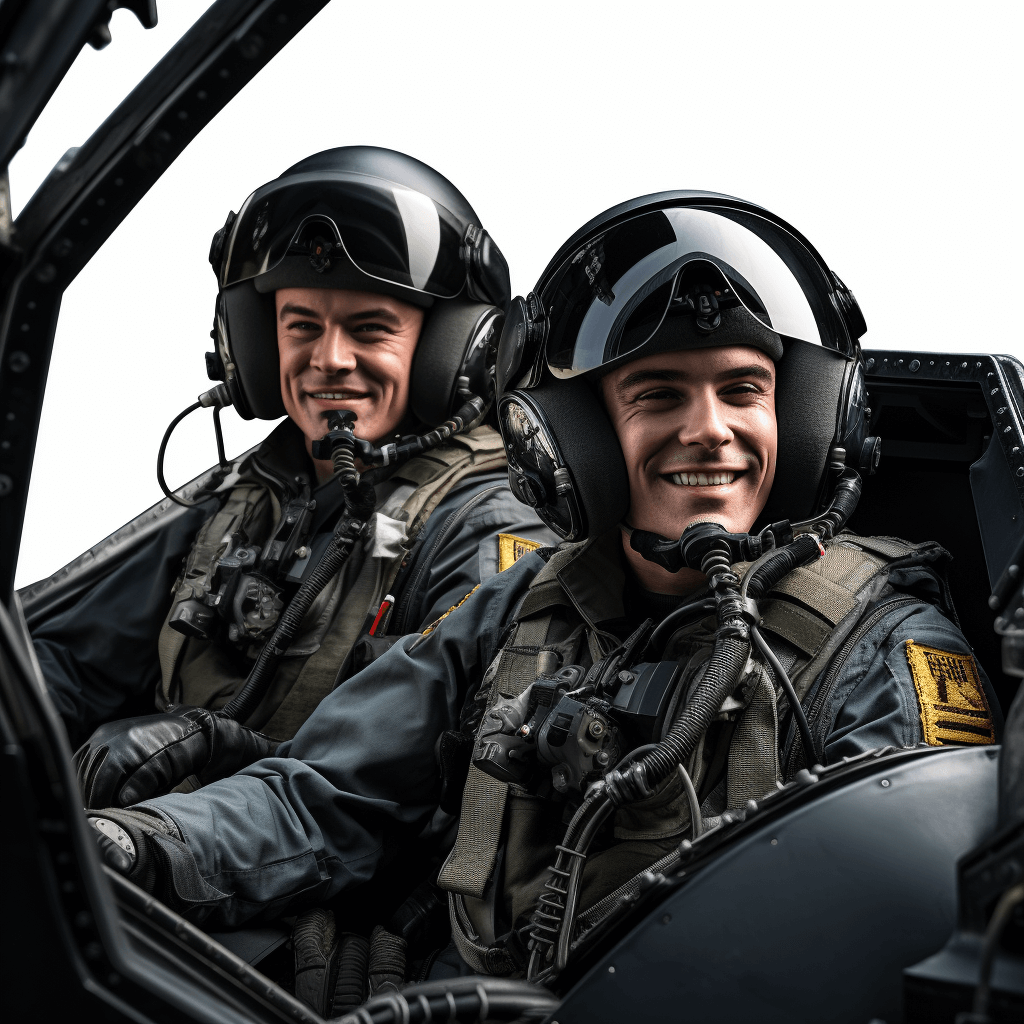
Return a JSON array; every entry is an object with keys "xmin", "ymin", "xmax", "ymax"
[{"xmin": 75, "ymin": 707, "xmax": 278, "ymax": 808}]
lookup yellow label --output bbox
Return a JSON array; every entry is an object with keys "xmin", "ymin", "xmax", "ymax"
[
  {"xmin": 421, "ymin": 585, "xmax": 481, "ymax": 636},
  {"xmin": 498, "ymin": 533, "xmax": 542, "ymax": 572},
  {"xmin": 905, "ymin": 640, "xmax": 994, "ymax": 746}
]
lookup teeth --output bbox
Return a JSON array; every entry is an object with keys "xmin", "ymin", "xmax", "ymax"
[
  {"xmin": 669, "ymin": 471, "xmax": 735, "ymax": 487},
  {"xmin": 312, "ymin": 393, "xmax": 349, "ymax": 399}
]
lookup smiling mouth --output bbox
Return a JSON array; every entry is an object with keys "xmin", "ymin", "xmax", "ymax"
[
  {"xmin": 309, "ymin": 391, "xmax": 370, "ymax": 400},
  {"xmin": 665, "ymin": 470, "xmax": 743, "ymax": 487}
]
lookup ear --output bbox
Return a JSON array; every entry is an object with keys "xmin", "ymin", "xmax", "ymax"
[{"xmin": 218, "ymin": 281, "xmax": 286, "ymax": 420}]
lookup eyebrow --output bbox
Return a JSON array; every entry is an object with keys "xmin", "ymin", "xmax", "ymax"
[
  {"xmin": 277, "ymin": 304, "xmax": 403, "ymax": 326},
  {"xmin": 279, "ymin": 303, "xmax": 320, "ymax": 321},
  {"xmin": 614, "ymin": 362, "xmax": 774, "ymax": 396}
]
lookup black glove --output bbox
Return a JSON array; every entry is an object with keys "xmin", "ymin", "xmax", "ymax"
[{"xmin": 75, "ymin": 707, "xmax": 278, "ymax": 809}]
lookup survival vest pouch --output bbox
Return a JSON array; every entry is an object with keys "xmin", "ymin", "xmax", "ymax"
[
  {"xmin": 156, "ymin": 424, "xmax": 506, "ymax": 738},
  {"xmin": 438, "ymin": 530, "xmax": 953, "ymax": 976}
]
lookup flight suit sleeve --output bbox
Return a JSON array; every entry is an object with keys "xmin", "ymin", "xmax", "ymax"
[
  {"xmin": 820, "ymin": 601, "xmax": 1003, "ymax": 763},
  {"xmin": 128, "ymin": 552, "xmax": 545, "ymax": 930},
  {"xmin": 29, "ymin": 503, "xmax": 213, "ymax": 746},
  {"xmin": 395, "ymin": 473, "xmax": 558, "ymax": 635}
]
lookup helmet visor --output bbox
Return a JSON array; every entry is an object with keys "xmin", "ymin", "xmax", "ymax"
[
  {"xmin": 545, "ymin": 207, "xmax": 824, "ymax": 376},
  {"xmin": 220, "ymin": 171, "xmax": 469, "ymax": 297}
]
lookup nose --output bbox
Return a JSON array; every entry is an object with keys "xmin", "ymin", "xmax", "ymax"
[
  {"xmin": 677, "ymin": 387, "xmax": 733, "ymax": 451},
  {"xmin": 309, "ymin": 323, "xmax": 357, "ymax": 376}
]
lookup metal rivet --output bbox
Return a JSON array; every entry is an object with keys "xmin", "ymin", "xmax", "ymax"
[
  {"xmin": 881, "ymin": 779, "xmax": 890, "ymax": 787},
  {"xmin": 19, "ymin": 322, "xmax": 28, "ymax": 331},
  {"xmin": 1016, "ymin": 468, "xmax": 1024, "ymax": 478},
  {"xmin": 8, "ymin": 350, "xmax": 30, "ymax": 372},
  {"xmin": 908, "ymin": 359, "xmax": 920, "ymax": 371},
  {"xmin": 34, "ymin": 262, "xmax": 56, "ymax": 282},
  {"xmin": 661, "ymin": 914, "xmax": 671, "ymax": 924},
  {"xmin": 608, "ymin": 965, "xmax": 616, "ymax": 973},
  {"xmin": 770, "ymin": 838, "xmax": 778, "ymax": 846},
  {"xmin": 0, "ymin": 474, "xmax": 12, "ymax": 496}
]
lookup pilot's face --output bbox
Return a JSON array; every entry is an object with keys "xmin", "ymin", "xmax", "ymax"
[
  {"xmin": 600, "ymin": 344, "xmax": 777, "ymax": 543},
  {"xmin": 276, "ymin": 288, "xmax": 424, "ymax": 467}
]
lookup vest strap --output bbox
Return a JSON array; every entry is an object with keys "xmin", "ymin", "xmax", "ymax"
[{"xmin": 437, "ymin": 613, "xmax": 553, "ymax": 900}]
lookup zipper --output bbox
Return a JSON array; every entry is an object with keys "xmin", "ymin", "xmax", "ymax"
[
  {"xmin": 785, "ymin": 594, "xmax": 918, "ymax": 776},
  {"xmin": 390, "ymin": 484, "xmax": 505, "ymax": 636}
]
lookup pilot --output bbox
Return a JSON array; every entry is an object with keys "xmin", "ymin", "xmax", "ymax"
[
  {"xmin": 85, "ymin": 193, "xmax": 1001, "ymax": 994},
  {"xmin": 31, "ymin": 146, "xmax": 554, "ymax": 805}
]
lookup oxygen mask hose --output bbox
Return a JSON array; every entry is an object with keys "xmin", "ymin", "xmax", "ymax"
[
  {"xmin": 352, "ymin": 379, "xmax": 487, "ymax": 470},
  {"xmin": 217, "ymin": 411, "xmax": 373, "ymax": 724}
]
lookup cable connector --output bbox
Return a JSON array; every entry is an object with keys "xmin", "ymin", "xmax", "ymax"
[
  {"xmin": 198, "ymin": 383, "xmax": 232, "ymax": 409},
  {"xmin": 603, "ymin": 762, "xmax": 652, "ymax": 806}
]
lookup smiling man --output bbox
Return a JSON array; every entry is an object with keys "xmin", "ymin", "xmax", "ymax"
[
  {"xmin": 30, "ymin": 147, "xmax": 555, "ymax": 808},
  {"xmin": 84, "ymin": 194, "xmax": 1000, "ymax": 1003}
]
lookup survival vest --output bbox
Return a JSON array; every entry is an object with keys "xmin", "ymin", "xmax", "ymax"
[{"xmin": 156, "ymin": 424, "xmax": 506, "ymax": 740}]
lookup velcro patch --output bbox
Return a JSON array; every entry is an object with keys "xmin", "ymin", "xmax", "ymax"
[
  {"xmin": 905, "ymin": 640, "xmax": 994, "ymax": 746},
  {"xmin": 498, "ymin": 533, "xmax": 541, "ymax": 572}
]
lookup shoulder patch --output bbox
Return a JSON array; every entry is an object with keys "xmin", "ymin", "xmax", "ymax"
[
  {"xmin": 421, "ymin": 585, "xmax": 481, "ymax": 636},
  {"xmin": 498, "ymin": 533, "xmax": 541, "ymax": 572},
  {"xmin": 904, "ymin": 640, "xmax": 994, "ymax": 746}
]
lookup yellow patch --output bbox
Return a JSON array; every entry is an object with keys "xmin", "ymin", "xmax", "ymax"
[
  {"xmin": 905, "ymin": 640, "xmax": 994, "ymax": 746},
  {"xmin": 421, "ymin": 585, "xmax": 481, "ymax": 636},
  {"xmin": 498, "ymin": 533, "xmax": 541, "ymax": 572}
]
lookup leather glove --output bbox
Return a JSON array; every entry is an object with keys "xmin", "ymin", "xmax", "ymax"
[{"xmin": 75, "ymin": 707, "xmax": 278, "ymax": 809}]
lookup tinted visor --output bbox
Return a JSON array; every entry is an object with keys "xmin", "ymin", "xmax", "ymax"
[
  {"xmin": 221, "ymin": 171, "xmax": 469, "ymax": 297},
  {"xmin": 545, "ymin": 207, "xmax": 824, "ymax": 376}
]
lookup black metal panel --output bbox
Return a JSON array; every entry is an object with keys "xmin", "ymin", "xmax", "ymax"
[
  {"xmin": 553, "ymin": 746, "xmax": 998, "ymax": 1024},
  {"xmin": 849, "ymin": 350, "xmax": 1024, "ymax": 714}
]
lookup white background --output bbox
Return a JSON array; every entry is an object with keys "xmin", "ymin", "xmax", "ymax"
[{"xmin": 9, "ymin": 0, "xmax": 1023, "ymax": 588}]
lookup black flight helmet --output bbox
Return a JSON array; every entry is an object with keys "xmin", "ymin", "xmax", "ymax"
[
  {"xmin": 207, "ymin": 146, "xmax": 512, "ymax": 427},
  {"xmin": 494, "ymin": 191, "xmax": 874, "ymax": 541}
]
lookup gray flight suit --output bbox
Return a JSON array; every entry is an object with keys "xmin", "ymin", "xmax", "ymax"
[
  {"xmin": 100, "ymin": 528, "xmax": 1000, "ymax": 938},
  {"xmin": 24, "ymin": 419, "xmax": 554, "ymax": 746}
]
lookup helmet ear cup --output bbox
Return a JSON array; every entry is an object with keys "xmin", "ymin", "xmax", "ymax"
[
  {"xmin": 504, "ymin": 374, "xmax": 629, "ymax": 541},
  {"xmin": 219, "ymin": 282, "xmax": 284, "ymax": 420},
  {"xmin": 410, "ymin": 300, "xmax": 501, "ymax": 425},
  {"xmin": 757, "ymin": 341, "xmax": 850, "ymax": 526}
]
